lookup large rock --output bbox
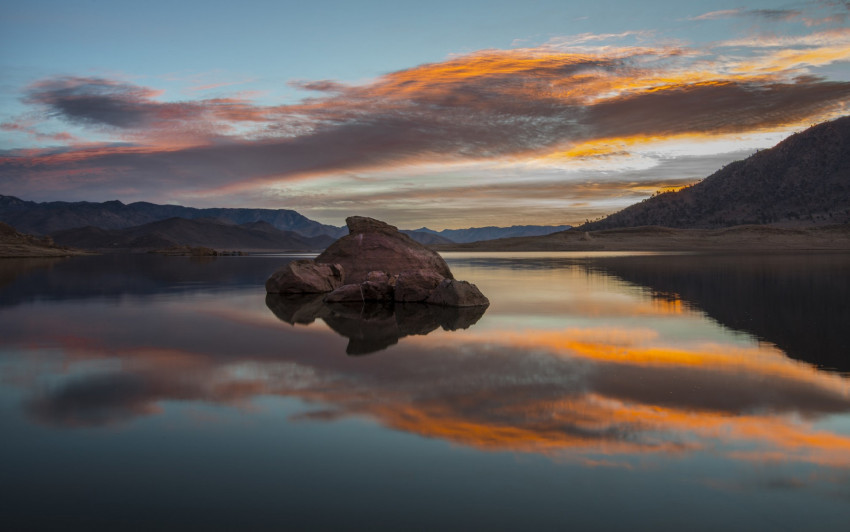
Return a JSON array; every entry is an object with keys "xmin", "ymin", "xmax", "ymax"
[
  {"xmin": 394, "ymin": 269, "xmax": 445, "ymax": 302},
  {"xmin": 425, "ymin": 279, "xmax": 490, "ymax": 307},
  {"xmin": 361, "ymin": 279, "xmax": 393, "ymax": 301},
  {"xmin": 315, "ymin": 216, "xmax": 453, "ymax": 284},
  {"xmin": 324, "ymin": 270, "xmax": 395, "ymax": 303},
  {"xmin": 266, "ymin": 216, "xmax": 489, "ymax": 307},
  {"xmin": 323, "ymin": 283, "xmax": 364, "ymax": 303},
  {"xmin": 265, "ymin": 259, "xmax": 344, "ymax": 293}
]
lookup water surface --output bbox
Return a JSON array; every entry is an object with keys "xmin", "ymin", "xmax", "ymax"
[{"xmin": 1, "ymin": 252, "xmax": 849, "ymax": 530}]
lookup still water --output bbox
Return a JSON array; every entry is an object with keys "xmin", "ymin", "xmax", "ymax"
[{"xmin": 1, "ymin": 252, "xmax": 849, "ymax": 530}]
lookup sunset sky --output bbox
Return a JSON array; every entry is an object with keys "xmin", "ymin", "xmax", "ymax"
[{"xmin": 2, "ymin": 0, "xmax": 850, "ymax": 228}]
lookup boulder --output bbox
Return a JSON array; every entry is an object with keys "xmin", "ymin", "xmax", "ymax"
[
  {"xmin": 361, "ymin": 280, "xmax": 393, "ymax": 301},
  {"xmin": 425, "ymin": 279, "xmax": 490, "ymax": 307},
  {"xmin": 365, "ymin": 270, "xmax": 391, "ymax": 284},
  {"xmin": 324, "ymin": 270, "xmax": 395, "ymax": 302},
  {"xmin": 362, "ymin": 271, "xmax": 394, "ymax": 300},
  {"xmin": 324, "ymin": 283, "xmax": 363, "ymax": 303},
  {"xmin": 315, "ymin": 216, "xmax": 453, "ymax": 283},
  {"xmin": 394, "ymin": 269, "xmax": 445, "ymax": 302},
  {"xmin": 266, "ymin": 259, "xmax": 344, "ymax": 294},
  {"xmin": 265, "ymin": 216, "xmax": 489, "ymax": 307}
]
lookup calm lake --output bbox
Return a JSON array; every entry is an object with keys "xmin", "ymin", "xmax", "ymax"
[{"xmin": 1, "ymin": 252, "xmax": 849, "ymax": 530}]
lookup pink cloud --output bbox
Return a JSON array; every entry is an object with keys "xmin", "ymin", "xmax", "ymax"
[{"xmin": 3, "ymin": 38, "xmax": 850, "ymax": 203}]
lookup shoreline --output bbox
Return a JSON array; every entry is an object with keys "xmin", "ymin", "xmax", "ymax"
[
  {"xmin": 4, "ymin": 224, "xmax": 850, "ymax": 258},
  {"xmin": 432, "ymin": 224, "xmax": 850, "ymax": 252}
]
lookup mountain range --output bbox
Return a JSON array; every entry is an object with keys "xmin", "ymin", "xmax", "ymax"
[
  {"xmin": 7, "ymin": 115, "xmax": 848, "ymax": 252},
  {"xmin": 414, "ymin": 224, "xmax": 572, "ymax": 243},
  {"xmin": 0, "ymin": 195, "xmax": 346, "ymax": 238},
  {"xmin": 50, "ymin": 217, "xmax": 335, "ymax": 252},
  {"xmin": 582, "ymin": 116, "xmax": 850, "ymax": 230},
  {"xmin": 0, "ymin": 195, "xmax": 571, "ymax": 248}
]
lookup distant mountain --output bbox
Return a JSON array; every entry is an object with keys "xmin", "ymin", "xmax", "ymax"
[
  {"xmin": 399, "ymin": 230, "xmax": 456, "ymax": 245},
  {"xmin": 51, "ymin": 217, "xmax": 335, "ymax": 251},
  {"xmin": 0, "ymin": 195, "xmax": 347, "ymax": 238},
  {"xmin": 414, "ymin": 224, "xmax": 572, "ymax": 243},
  {"xmin": 583, "ymin": 116, "xmax": 850, "ymax": 230},
  {"xmin": 0, "ymin": 195, "xmax": 565, "ymax": 244}
]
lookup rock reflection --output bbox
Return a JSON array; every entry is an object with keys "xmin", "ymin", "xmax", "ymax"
[{"xmin": 266, "ymin": 293, "xmax": 488, "ymax": 354}]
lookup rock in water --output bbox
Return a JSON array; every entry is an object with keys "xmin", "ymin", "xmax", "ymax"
[
  {"xmin": 265, "ymin": 259, "xmax": 344, "ymax": 293},
  {"xmin": 267, "ymin": 216, "xmax": 488, "ymax": 308},
  {"xmin": 315, "ymin": 216, "xmax": 453, "ymax": 283},
  {"xmin": 323, "ymin": 283, "xmax": 364, "ymax": 303},
  {"xmin": 393, "ymin": 269, "xmax": 445, "ymax": 302},
  {"xmin": 426, "ymin": 279, "xmax": 490, "ymax": 307}
]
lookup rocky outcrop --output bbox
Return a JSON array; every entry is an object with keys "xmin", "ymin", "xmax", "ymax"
[
  {"xmin": 265, "ymin": 216, "xmax": 488, "ymax": 307},
  {"xmin": 323, "ymin": 283, "xmax": 364, "ymax": 303},
  {"xmin": 315, "ymin": 216, "xmax": 453, "ymax": 283},
  {"xmin": 425, "ymin": 279, "xmax": 490, "ymax": 307},
  {"xmin": 393, "ymin": 269, "xmax": 445, "ymax": 302},
  {"xmin": 265, "ymin": 259, "xmax": 344, "ymax": 293},
  {"xmin": 0, "ymin": 221, "xmax": 89, "ymax": 258}
]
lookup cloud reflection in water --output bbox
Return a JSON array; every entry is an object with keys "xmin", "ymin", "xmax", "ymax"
[{"xmin": 2, "ymin": 254, "xmax": 849, "ymax": 472}]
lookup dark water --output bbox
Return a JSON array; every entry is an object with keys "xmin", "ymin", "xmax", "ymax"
[{"xmin": 1, "ymin": 252, "xmax": 849, "ymax": 530}]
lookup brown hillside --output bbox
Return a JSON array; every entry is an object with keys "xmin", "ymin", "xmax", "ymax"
[
  {"xmin": 583, "ymin": 116, "xmax": 850, "ymax": 230},
  {"xmin": 0, "ymin": 222, "xmax": 90, "ymax": 258}
]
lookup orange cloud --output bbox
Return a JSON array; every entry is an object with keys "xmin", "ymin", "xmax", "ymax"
[{"xmin": 4, "ymin": 27, "xmax": 850, "ymax": 209}]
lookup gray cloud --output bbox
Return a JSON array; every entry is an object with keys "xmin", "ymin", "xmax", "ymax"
[
  {"xmin": 692, "ymin": 8, "xmax": 802, "ymax": 22},
  {"xmin": 23, "ymin": 76, "xmax": 272, "ymax": 131},
  {"xmin": 3, "ymin": 47, "xmax": 850, "ymax": 208},
  {"xmin": 26, "ymin": 77, "xmax": 185, "ymax": 128},
  {"xmin": 750, "ymin": 9, "xmax": 803, "ymax": 21}
]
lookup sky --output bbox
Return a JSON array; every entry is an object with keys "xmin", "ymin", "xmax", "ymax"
[{"xmin": 2, "ymin": 0, "xmax": 850, "ymax": 229}]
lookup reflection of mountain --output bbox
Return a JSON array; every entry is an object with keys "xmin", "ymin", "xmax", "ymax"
[
  {"xmin": 588, "ymin": 254, "xmax": 850, "ymax": 372},
  {"xmin": 0, "ymin": 257, "xmax": 64, "ymax": 292},
  {"xmin": 266, "ymin": 294, "xmax": 487, "ymax": 354}
]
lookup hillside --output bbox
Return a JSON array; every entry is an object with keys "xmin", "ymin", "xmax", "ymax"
[
  {"xmin": 0, "ymin": 222, "xmax": 90, "ymax": 258},
  {"xmin": 434, "ymin": 224, "xmax": 850, "ymax": 251},
  {"xmin": 583, "ymin": 116, "xmax": 850, "ymax": 230},
  {"xmin": 51, "ymin": 217, "xmax": 335, "ymax": 252}
]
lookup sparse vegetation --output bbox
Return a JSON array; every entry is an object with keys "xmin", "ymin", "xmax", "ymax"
[{"xmin": 582, "ymin": 117, "xmax": 850, "ymax": 230}]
